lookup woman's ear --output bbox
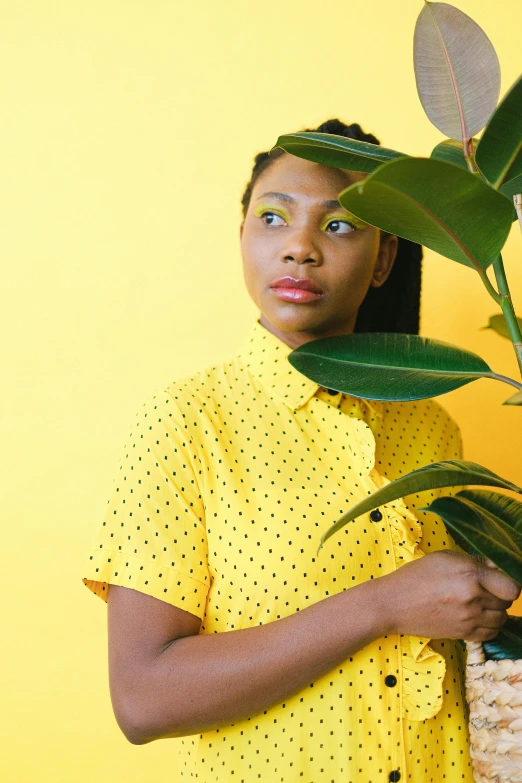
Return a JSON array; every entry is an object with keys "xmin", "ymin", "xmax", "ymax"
[
  {"xmin": 370, "ymin": 234, "xmax": 398, "ymax": 288},
  {"xmin": 239, "ymin": 221, "xmax": 244, "ymax": 240}
]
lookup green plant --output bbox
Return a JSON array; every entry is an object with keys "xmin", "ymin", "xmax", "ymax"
[{"xmin": 275, "ymin": 1, "xmax": 522, "ymax": 660}]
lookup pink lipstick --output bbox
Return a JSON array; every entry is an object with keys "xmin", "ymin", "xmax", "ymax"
[{"xmin": 269, "ymin": 276, "xmax": 324, "ymax": 303}]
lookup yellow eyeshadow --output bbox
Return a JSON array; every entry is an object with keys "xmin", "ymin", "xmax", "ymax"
[
  {"xmin": 321, "ymin": 212, "xmax": 368, "ymax": 230},
  {"xmin": 253, "ymin": 204, "xmax": 290, "ymax": 221}
]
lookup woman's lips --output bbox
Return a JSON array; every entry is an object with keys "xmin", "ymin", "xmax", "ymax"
[{"xmin": 271, "ymin": 288, "xmax": 323, "ymax": 302}]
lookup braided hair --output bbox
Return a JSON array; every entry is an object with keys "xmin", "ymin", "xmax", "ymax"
[{"xmin": 241, "ymin": 119, "xmax": 422, "ymax": 335}]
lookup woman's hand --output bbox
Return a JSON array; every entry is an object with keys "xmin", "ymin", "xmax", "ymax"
[{"xmin": 381, "ymin": 550, "xmax": 521, "ymax": 642}]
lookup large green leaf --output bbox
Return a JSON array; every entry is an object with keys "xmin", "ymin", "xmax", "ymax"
[
  {"xmin": 500, "ymin": 174, "xmax": 522, "ymax": 199},
  {"xmin": 422, "ymin": 493, "xmax": 522, "ymax": 584},
  {"xmin": 319, "ymin": 460, "xmax": 522, "ymax": 550},
  {"xmin": 289, "ymin": 332, "xmax": 493, "ymax": 401},
  {"xmin": 483, "ymin": 616, "xmax": 522, "ymax": 661},
  {"xmin": 481, "ymin": 313, "xmax": 522, "ymax": 340},
  {"xmin": 453, "ymin": 490, "xmax": 522, "ymax": 535},
  {"xmin": 431, "ymin": 141, "xmax": 518, "ymax": 221},
  {"xmin": 274, "ymin": 132, "xmax": 406, "ymax": 173},
  {"xmin": 413, "ymin": 2, "xmax": 500, "ymax": 140},
  {"xmin": 338, "ymin": 157, "xmax": 513, "ymax": 270},
  {"xmin": 424, "ymin": 489, "xmax": 522, "ymax": 552},
  {"xmin": 431, "ymin": 138, "xmax": 480, "ymax": 171},
  {"xmin": 476, "ymin": 76, "xmax": 522, "ymax": 191},
  {"xmin": 442, "ymin": 488, "xmax": 522, "ymax": 661}
]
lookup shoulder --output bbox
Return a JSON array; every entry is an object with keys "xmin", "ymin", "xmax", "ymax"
[
  {"xmin": 136, "ymin": 353, "xmax": 249, "ymax": 426},
  {"xmin": 167, "ymin": 354, "xmax": 247, "ymax": 406}
]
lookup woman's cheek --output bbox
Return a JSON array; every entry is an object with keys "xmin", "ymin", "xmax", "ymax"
[{"xmin": 242, "ymin": 257, "xmax": 267, "ymax": 310}]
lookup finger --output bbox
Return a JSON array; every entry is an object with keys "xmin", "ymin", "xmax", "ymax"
[
  {"xmin": 478, "ymin": 565, "xmax": 521, "ymax": 603},
  {"xmin": 477, "ymin": 589, "xmax": 515, "ymax": 611},
  {"xmin": 477, "ymin": 609, "xmax": 508, "ymax": 630},
  {"xmin": 470, "ymin": 627, "xmax": 502, "ymax": 643},
  {"xmin": 474, "ymin": 557, "xmax": 497, "ymax": 569}
]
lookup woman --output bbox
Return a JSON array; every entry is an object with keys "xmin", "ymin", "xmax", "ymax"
[{"xmin": 83, "ymin": 119, "xmax": 519, "ymax": 783}]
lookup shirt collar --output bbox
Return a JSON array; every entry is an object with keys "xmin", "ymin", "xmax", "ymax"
[{"xmin": 238, "ymin": 320, "xmax": 381, "ymax": 418}]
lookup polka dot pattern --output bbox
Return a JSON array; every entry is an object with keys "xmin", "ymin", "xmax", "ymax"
[{"xmin": 83, "ymin": 321, "xmax": 472, "ymax": 782}]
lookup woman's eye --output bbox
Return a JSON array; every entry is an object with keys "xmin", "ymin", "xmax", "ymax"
[
  {"xmin": 261, "ymin": 212, "xmax": 286, "ymax": 226},
  {"xmin": 326, "ymin": 220, "xmax": 355, "ymax": 234}
]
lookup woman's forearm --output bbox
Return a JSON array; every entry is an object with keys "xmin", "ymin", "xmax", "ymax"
[
  {"xmin": 109, "ymin": 550, "xmax": 519, "ymax": 744},
  {"xmin": 115, "ymin": 577, "xmax": 391, "ymax": 744}
]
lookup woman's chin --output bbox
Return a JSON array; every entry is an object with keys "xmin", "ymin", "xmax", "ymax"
[{"xmin": 259, "ymin": 308, "xmax": 334, "ymax": 336}]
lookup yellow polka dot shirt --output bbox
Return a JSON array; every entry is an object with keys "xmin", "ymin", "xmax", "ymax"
[{"xmin": 83, "ymin": 320, "xmax": 473, "ymax": 783}]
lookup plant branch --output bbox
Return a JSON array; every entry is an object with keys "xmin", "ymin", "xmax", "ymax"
[
  {"xmin": 477, "ymin": 267, "xmax": 502, "ymax": 305},
  {"xmin": 492, "ymin": 254, "xmax": 522, "ymax": 378},
  {"xmin": 485, "ymin": 372, "xmax": 522, "ymax": 391},
  {"xmin": 464, "ymin": 137, "xmax": 479, "ymax": 174},
  {"xmin": 515, "ymin": 194, "xmax": 522, "ymax": 234}
]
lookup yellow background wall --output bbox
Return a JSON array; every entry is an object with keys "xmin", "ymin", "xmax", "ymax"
[{"xmin": 1, "ymin": 1, "xmax": 521, "ymax": 780}]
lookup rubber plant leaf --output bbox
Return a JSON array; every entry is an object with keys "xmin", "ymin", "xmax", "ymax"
[
  {"xmin": 274, "ymin": 132, "xmax": 406, "ymax": 173},
  {"xmin": 288, "ymin": 333, "xmax": 494, "ymax": 401},
  {"xmin": 413, "ymin": 2, "xmax": 500, "ymax": 140},
  {"xmin": 425, "ymin": 491, "xmax": 522, "ymax": 660},
  {"xmin": 476, "ymin": 76, "xmax": 522, "ymax": 192},
  {"xmin": 338, "ymin": 157, "xmax": 513, "ymax": 270},
  {"xmin": 431, "ymin": 138, "xmax": 480, "ymax": 171},
  {"xmin": 421, "ymin": 492, "xmax": 522, "ymax": 584},
  {"xmin": 431, "ymin": 141, "xmax": 518, "ymax": 220},
  {"xmin": 481, "ymin": 314, "xmax": 522, "ymax": 340},
  {"xmin": 423, "ymin": 488, "xmax": 522, "ymax": 551},
  {"xmin": 500, "ymin": 174, "xmax": 522, "ymax": 199},
  {"xmin": 451, "ymin": 489, "xmax": 522, "ymax": 534},
  {"xmin": 318, "ymin": 461, "xmax": 522, "ymax": 550},
  {"xmin": 483, "ymin": 616, "xmax": 522, "ymax": 661}
]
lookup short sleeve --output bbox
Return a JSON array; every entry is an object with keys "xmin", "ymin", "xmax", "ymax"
[{"xmin": 82, "ymin": 387, "xmax": 209, "ymax": 619}]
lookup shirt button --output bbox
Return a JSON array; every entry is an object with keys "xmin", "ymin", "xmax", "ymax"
[
  {"xmin": 384, "ymin": 674, "xmax": 397, "ymax": 687},
  {"xmin": 389, "ymin": 772, "xmax": 401, "ymax": 782},
  {"xmin": 370, "ymin": 509, "xmax": 383, "ymax": 522},
  {"xmin": 326, "ymin": 388, "xmax": 339, "ymax": 395}
]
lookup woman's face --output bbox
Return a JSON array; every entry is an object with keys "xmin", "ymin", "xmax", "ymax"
[{"xmin": 240, "ymin": 153, "xmax": 398, "ymax": 348}]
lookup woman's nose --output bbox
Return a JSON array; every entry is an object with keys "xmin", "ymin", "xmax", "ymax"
[{"xmin": 280, "ymin": 224, "xmax": 322, "ymax": 265}]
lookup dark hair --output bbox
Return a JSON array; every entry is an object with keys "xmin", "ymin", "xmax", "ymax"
[{"xmin": 241, "ymin": 118, "xmax": 422, "ymax": 335}]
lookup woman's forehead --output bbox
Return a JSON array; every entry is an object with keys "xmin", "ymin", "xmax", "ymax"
[{"xmin": 252, "ymin": 154, "xmax": 363, "ymax": 201}]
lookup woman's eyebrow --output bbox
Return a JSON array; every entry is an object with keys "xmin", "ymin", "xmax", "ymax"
[{"xmin": 256, "ymin": 191, "xmax": 341, "ymax": 209}]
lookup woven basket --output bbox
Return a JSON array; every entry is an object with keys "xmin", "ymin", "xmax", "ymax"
[{"xmin": 466, "ymin": 641, "xmax": 522, "ymax": 781}]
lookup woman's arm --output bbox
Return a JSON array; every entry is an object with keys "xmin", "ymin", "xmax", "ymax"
[{"xmin": 108, "ymin": 550, "xmax": 519, "ymax": 745}]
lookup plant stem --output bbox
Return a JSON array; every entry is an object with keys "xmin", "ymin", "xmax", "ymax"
[
  {"xmin": 492, "ymin": 254, "xmax": 522, "ymax": 378},
  {"xmin": 477, "ymin": 267, "xmax": 501, "ymax": 305},
  {"xmin": 515, "ymin": 194, "xmax": 522, "ymax": 233},
  {"xmin": 464, "ymin": 137, "xmax": 478, "ymax": 174},
  {"xmin": 486, "ymin": 372, "xmax": 522, "ymax": 391}
]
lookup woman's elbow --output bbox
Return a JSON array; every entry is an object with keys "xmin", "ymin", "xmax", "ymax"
[
  {"xmin": 110, "ymin": 686, "xmax": 160, "ymax": 745},
  {"xmin": 119, "ymin": 715, "xmax": 191, "ymax": 745},
  {"xmin": 123, "ymin": 727, "xmax": 151, "ymax": 746},
  {"xmin": 111, "ymin": 688, "xmax": 191, "ymax": 744},
  {"xmin": 126, "ymin": 731, "xmax": 153, "ymax": 746},
  {"xmin": 117, "ymin": 709, "xmax": 166, "ymax": 745}
]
